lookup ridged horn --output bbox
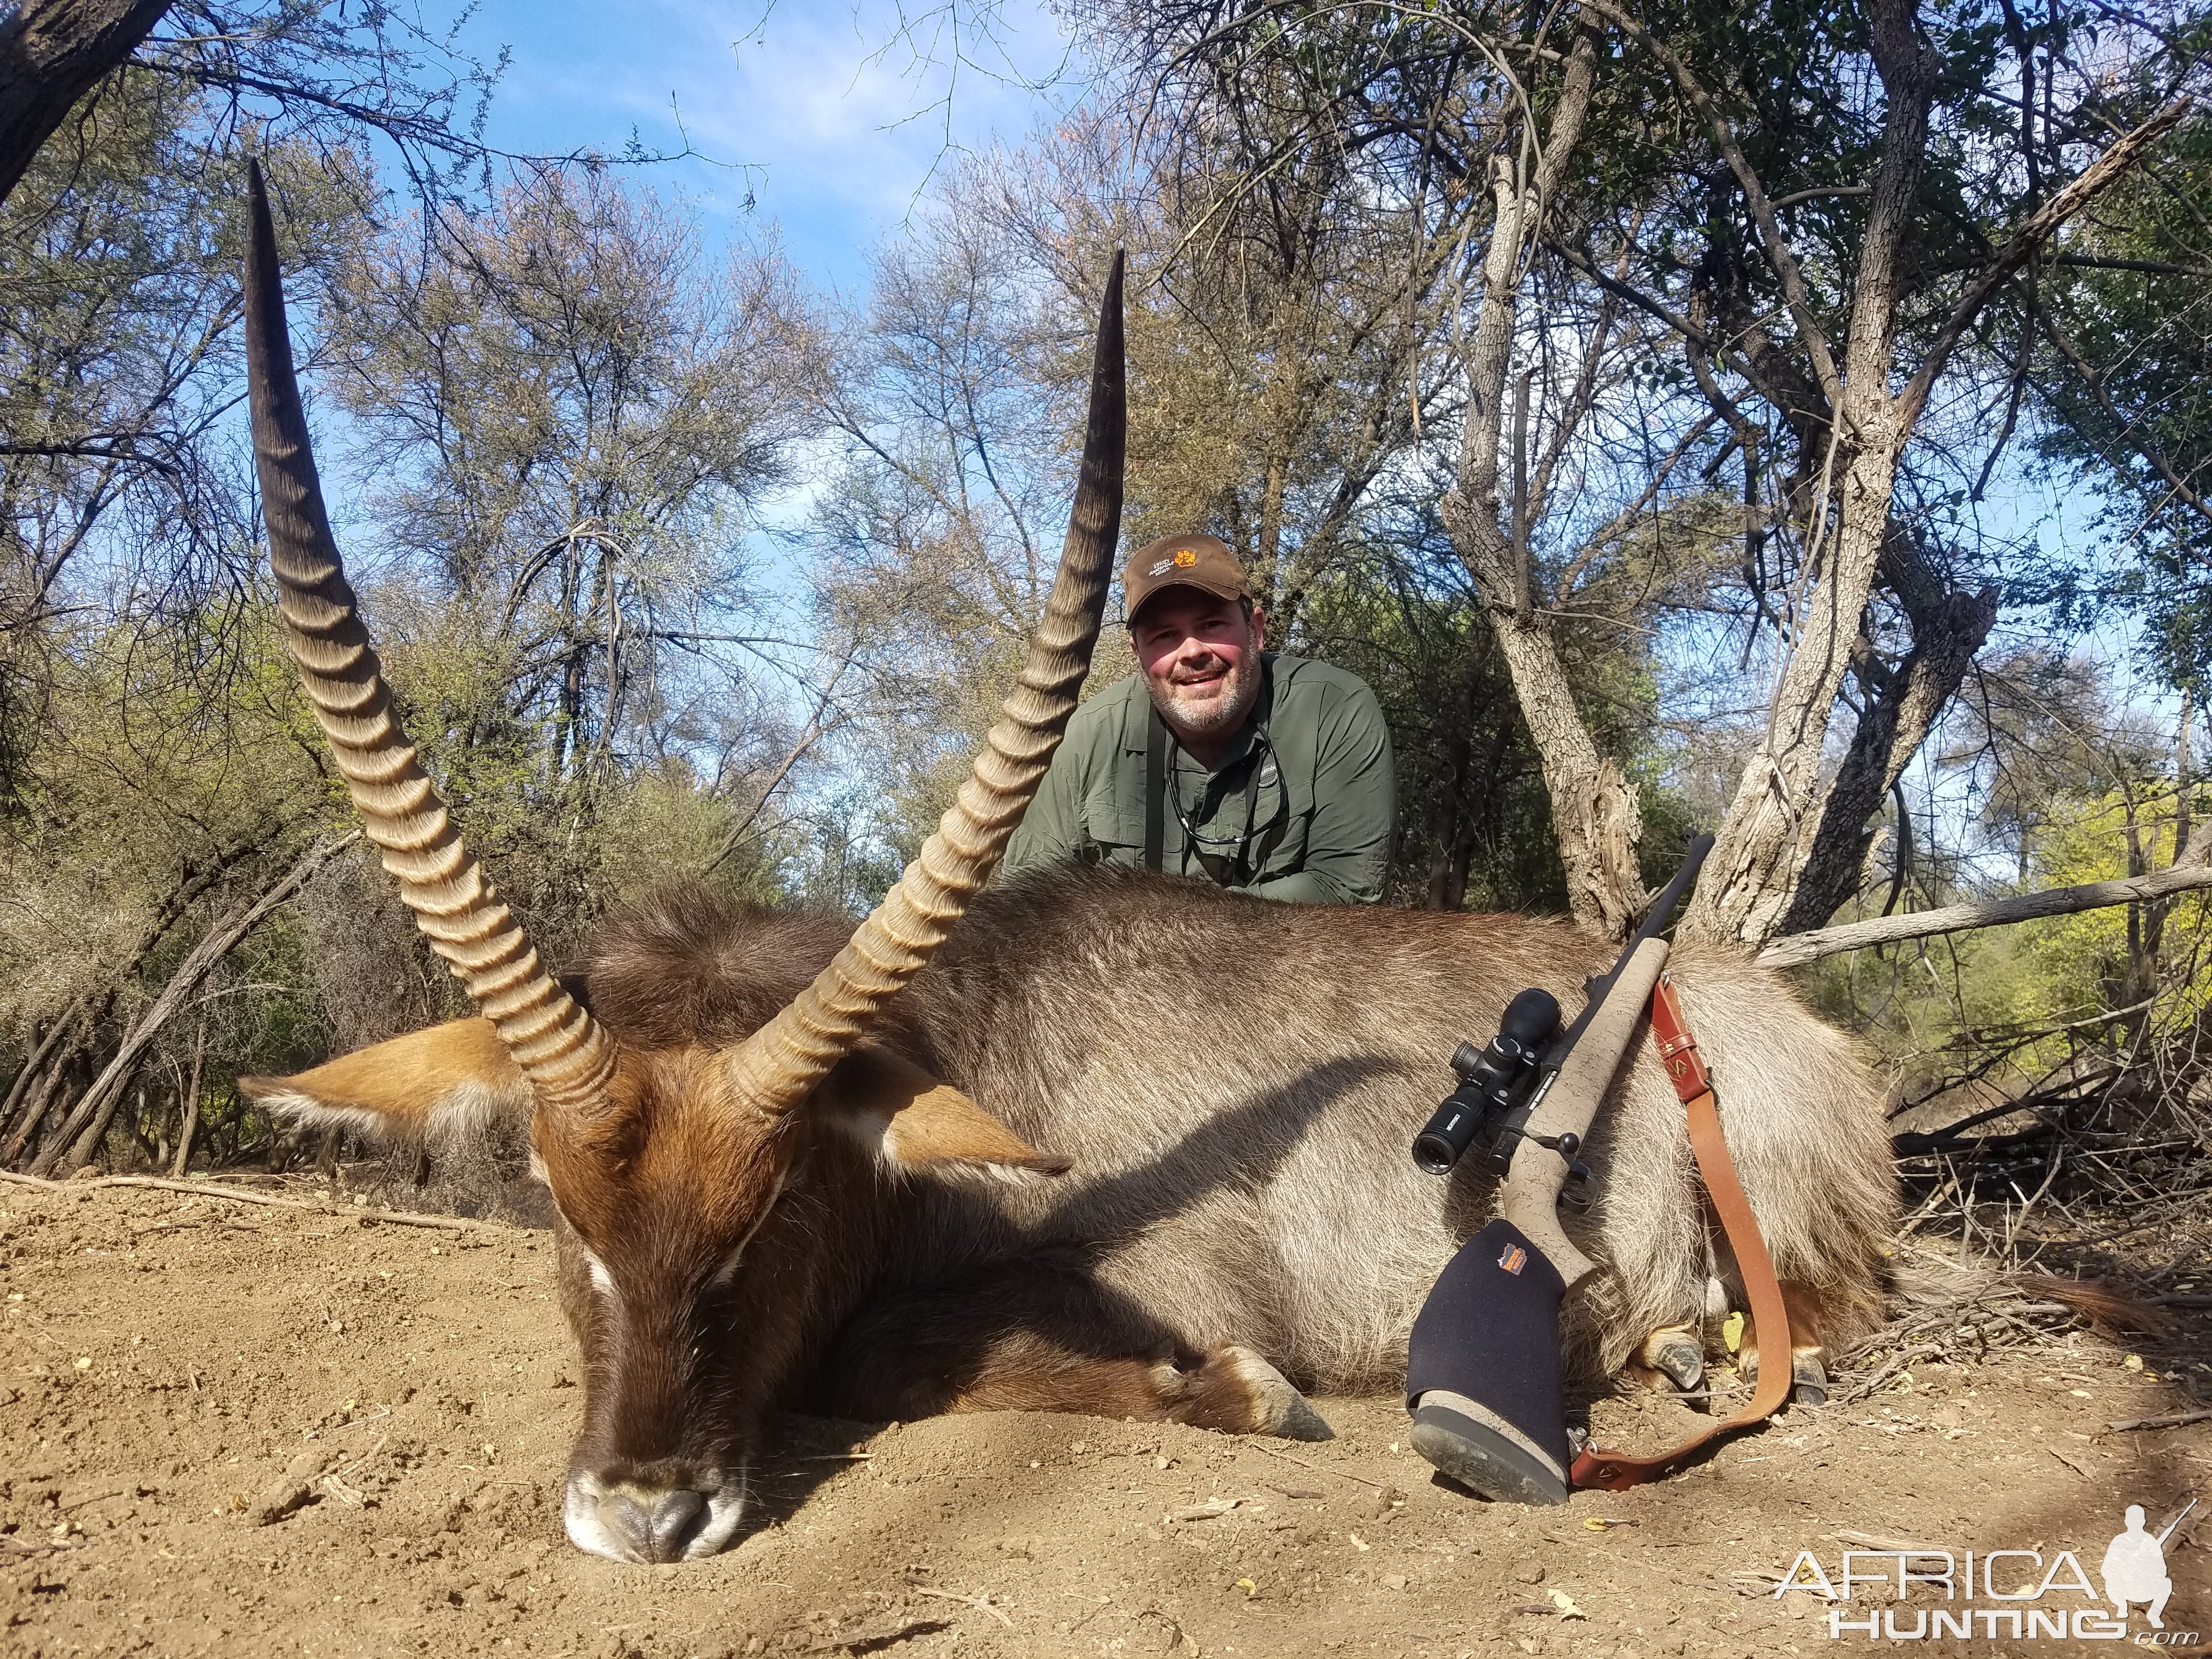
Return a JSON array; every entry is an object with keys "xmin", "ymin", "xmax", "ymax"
[
  {"xmin": 726, "ymin": 250, "xmax": 1127, "ymax": 1114},
  {"xmin": 243, "ymin": 160, "xmax": 616, "ymax": 1115}
]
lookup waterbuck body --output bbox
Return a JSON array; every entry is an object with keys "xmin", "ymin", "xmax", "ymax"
[
  {"xmin": 256, "ymin": 864, "xmax": 1894, "ymax": 1559},
  {"xmin": 580, "ymin": 865, "xmax": 1893, "ymax": 1402}
]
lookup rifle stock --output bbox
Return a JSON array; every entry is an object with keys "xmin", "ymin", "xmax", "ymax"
[{"xmin": 1497, "ymin": 937, "xmax": 1671, "ymax": 1288}]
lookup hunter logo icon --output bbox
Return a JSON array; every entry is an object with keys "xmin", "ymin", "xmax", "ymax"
[
  {"xmin": 1497, "ymin": 1242, "xmax": 1527, "ymax": 1276},
  {"xmin": 2103, "ymin": 1499, "xmax": 2191, "ymax": 1628},
  {"xmin": 1173, "ymin": 547, "xmax": 1199, "ymax": 567}
]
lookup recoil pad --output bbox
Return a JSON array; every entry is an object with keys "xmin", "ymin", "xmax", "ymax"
[{"xmin": 1404, "ymin": 1219, "xmax": 1571, "ymax": 1505}]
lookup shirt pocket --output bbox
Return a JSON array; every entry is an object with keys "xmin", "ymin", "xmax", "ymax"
[{"xmin": 1083, "ymin": 769, "xmax": 1150, "ymax": 864}]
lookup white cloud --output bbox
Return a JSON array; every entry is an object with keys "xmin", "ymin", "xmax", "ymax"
[{"xmin": 484, "ymin": 0, "xmax": 1085, "ymax": 283}]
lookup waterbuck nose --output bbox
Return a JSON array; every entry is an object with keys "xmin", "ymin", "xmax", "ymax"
[{"xmin": 597, "ymin": 1487, "xmax": 708, "ymax": 1563}]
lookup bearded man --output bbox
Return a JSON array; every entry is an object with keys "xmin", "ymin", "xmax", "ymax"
[{"xmin": 1001, "ymin": 533, "xmax": 1395, "ymax": 904}]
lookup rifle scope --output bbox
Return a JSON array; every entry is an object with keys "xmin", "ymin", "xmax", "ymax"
[{"xmin": 1411, "ymin": 987, "xmax": 1562, "ymax": 1175}]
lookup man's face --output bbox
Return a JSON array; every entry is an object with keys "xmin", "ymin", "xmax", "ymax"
[{"xmin": 1131, "ymin": 588, "xmax": 1267, "ymax": 746}]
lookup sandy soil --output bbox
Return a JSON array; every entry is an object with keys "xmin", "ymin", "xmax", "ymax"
[{"xmin": 2, "ymin": 1177, "xmax": 2206, "ymax": 1658}]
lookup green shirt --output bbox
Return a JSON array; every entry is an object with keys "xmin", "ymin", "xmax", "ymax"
[{"xmin": 1001, "ymin": 653, "xmax": 1395, "ymax": 904}]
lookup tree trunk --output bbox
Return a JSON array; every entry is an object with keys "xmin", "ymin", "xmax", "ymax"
[
  {"xmin": 1680, "ymin": 0, "xmax": 1937, "ymax": 946},
  {"xmin": 2, "ymin": 1012, "xmax": 63, "ymax": 1128},
  {"xmin": 3, "ymin": 833, "xmax": 261, "ymax": 1166},
  {"xmin": 1669, "ymin": 9, "xmax": 2169, "ymax": 947},
  {"xmin": 1, "ymin": 998, "xmax": 104, "ymax": 1165},
  {"xmin": 1, "ymin": 1004, "xmax": 83, "ymax": 1154},
  {"xmin": 1437, "ymin": 29, "xmax": 1643, "ymax": 938},
  {"xmin": 1777, "ymin": 579, "xmax": 1999, "ymax": 935},
  {"xmin": 1683, "ymin": 435, "xmax": 1905, "ymax": 943},
  {"xmin": 0, "ymin": 0, "xmax": 173, "ymax": 207},
  {"xmin": 169, "ymin": 1012, "xmax": 205, "ymax": 1178}
]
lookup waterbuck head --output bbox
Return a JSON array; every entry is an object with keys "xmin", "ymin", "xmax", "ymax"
[{"xmin": 234, "ymin": 164, "xmax": 1124, "ymax": 1562}]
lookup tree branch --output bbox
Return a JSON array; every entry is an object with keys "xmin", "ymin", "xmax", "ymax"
[
  {"xmin": 1897, "ymin": 94, "xmax": 2192, "ymax": 430},
  {"xmin": 2035, "ymin": 289, "xmax": 2212, "ymax": 533},
  {"xmin": 1577, "ymin": 0, "xmax": 1847, "ymax": 414},
  {"xmin": 1757, "ymin": 820, "xmax": 2212, "ymax": 967}
]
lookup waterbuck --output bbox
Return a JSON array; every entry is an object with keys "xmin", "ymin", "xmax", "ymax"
[{"xmin": 235, "ymin": 167, "xmax": 1897, "ymax": 1564}]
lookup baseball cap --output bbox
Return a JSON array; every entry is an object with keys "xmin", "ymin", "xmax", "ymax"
[{"xmin": 1122, "ymin": 533, "xmax": 1252, "ymax": 622}]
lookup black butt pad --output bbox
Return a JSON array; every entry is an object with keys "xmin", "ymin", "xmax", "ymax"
[{"xmin": 1409, "ymin": 1400, "xmax": 1570, "ymax": 1505}]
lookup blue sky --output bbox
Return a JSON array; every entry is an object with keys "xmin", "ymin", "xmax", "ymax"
[
  {"xmin": 466, "ymin": 1, "xmax": 1089, "ymax": 292},
  {"xmin": 337, "ymin": 1, "xmax": 1100, "ymax": 687}
]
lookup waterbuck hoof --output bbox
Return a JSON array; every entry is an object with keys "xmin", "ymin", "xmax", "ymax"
[
  {"xmin": 1221, "ymin": 1346, "xmax": 1335, "ymax": 1441},
  {"xmin": 1629, "ymin": 1330, "xmax": 1705, "ymax": 1407},
  {"xmin": 1740, "ymin": 1348, "xmax": 1829, "ymax": 1407},
  {"xmin": 1646, "ymin": 1334, "xmax": 1705, "ymax": 1398},
  {"xmin": 1790, "ymin": 1352, "xmax": 1829, "ymax": 1407}
]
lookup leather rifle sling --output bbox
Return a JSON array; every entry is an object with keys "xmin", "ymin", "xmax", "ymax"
[{"xmin": 1568, "ymin": 973, "xmax": 1795, "ymax": 1491}]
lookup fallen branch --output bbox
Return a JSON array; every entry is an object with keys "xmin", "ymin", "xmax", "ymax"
[
  {"xmin": 2106, "ymin": 1407, "xmax": 2212, "ymax": 1433},
  {"xmin": 907, "ymin": 1587, "xmax": 1015, "ymax": 1629},
  {"xmin": 1758, "ymin": 840, "xmax": 2212, "ymax": 968},
  {"xmin": 1245, "ymin": 1437, "xmax": 1385, "ymax": 1491},
  {"xmin": 0, "ymin": 1169, "xmax": 505, "ymax": 1232}
]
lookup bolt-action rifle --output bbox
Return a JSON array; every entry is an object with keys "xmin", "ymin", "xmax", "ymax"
[{"xmin": 1403, "ymin": 836, "xmax": 1716, "ymax": 1504}]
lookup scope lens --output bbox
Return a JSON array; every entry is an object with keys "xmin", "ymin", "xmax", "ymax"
[{"xmin": 1412, "ymin": 1088, "xmax": 1482, "ymax": 1175}]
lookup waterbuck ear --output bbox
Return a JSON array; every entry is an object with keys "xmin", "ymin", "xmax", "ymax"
[
  {"xmin": 821, "ymin": 1046, "xmax": 1072, "ymax": 1176},
  {"xmin": 239, "ymin": 1018, "xmax": 532, "ymax": 1144}
]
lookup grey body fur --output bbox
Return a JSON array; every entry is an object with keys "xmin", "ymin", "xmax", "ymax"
[{"xmin": 584, "ymin": 864, "xmax": 1897, "ymax": 1391}]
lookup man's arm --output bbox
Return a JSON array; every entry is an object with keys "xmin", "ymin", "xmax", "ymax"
[{"xmin": 1250, "ymin": 675, "xmax": 1396, "ymax": 904}]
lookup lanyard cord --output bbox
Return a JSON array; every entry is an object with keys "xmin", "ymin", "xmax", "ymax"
[{"xmin": 1163, "ymin": 722, "xmax": 1279, "ymax": 886}]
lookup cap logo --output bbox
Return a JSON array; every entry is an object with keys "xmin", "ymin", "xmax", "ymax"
[
  {"xmin": 1173, "ymin": 548, "xmax": 1199, "ymax": 567},
  {"xmin": 1497, "ymin": 1243, "xmax": 1527, "ymax": 1276},
  {"xmin": 1148, "ymin": 559, "xmax": 1173, "ymax": 577}
]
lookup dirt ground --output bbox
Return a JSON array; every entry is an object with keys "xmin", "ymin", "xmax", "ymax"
[{"xmin": 3, "ymin": 1177, "xmax": 2207, "ymax": 1659}]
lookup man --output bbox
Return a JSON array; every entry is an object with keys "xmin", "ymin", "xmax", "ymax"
[{"xmin": 1002, "ymin": 532, "xmax": 1395, "ymax": 903}]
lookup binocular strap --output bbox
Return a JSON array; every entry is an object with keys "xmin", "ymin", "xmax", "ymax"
[{"xmin": 1569, "ymin": 973, "xmax": 1794, "ymax": 1490}]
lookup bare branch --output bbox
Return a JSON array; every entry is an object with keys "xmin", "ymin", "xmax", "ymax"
[
  {"xmin": 1757, "ymin": 821, "xmax": 2212, "ymax": 967},
  {"xmin": 1577, "ymin": 0, "xmax": 1847, "ymax": 414},
  {"xmin": 1897, "ymin": 94, "xmax": 2192, "ymax": 430}
]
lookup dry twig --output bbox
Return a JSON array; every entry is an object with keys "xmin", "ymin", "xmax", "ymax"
[{"xmin": 0, "ymin": 1170, "xmax": 501, "ymax": 1232}]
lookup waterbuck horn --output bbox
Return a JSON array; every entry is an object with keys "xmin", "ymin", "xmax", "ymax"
[
  {"xmin": 725, "ymin": 251, "xmax": 1126, "ymax": 1115},
  {"xmin": 243, "ymin": 161, "xmax": 617, "ymax": 1115}
]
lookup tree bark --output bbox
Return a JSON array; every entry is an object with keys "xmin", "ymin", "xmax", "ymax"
[
  {"xmin": 1437, "ymin": 29, "xmax": 1644, "ymax": 938},
  {"xmin": 168, "ymin": 1012, "xmax": 205, "ymax": 1178},
  {"xmin": 0, "ymin": 0, "xmax": 172, "ymax": 207},
  {"xmin": 30, "ymin": 834, "xmax": 357, "ymax": 1176},
  {"xmin": 0, "ymin": 998, "xmax": 104, "ymax": 1165},
  {"xmin": 1777, "ymin": 573, "xmax": 1999, "ymax": 935},
  {"xmin": 1, "ymin": 1005, "xmax": 82, "ymax": 1148}
]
